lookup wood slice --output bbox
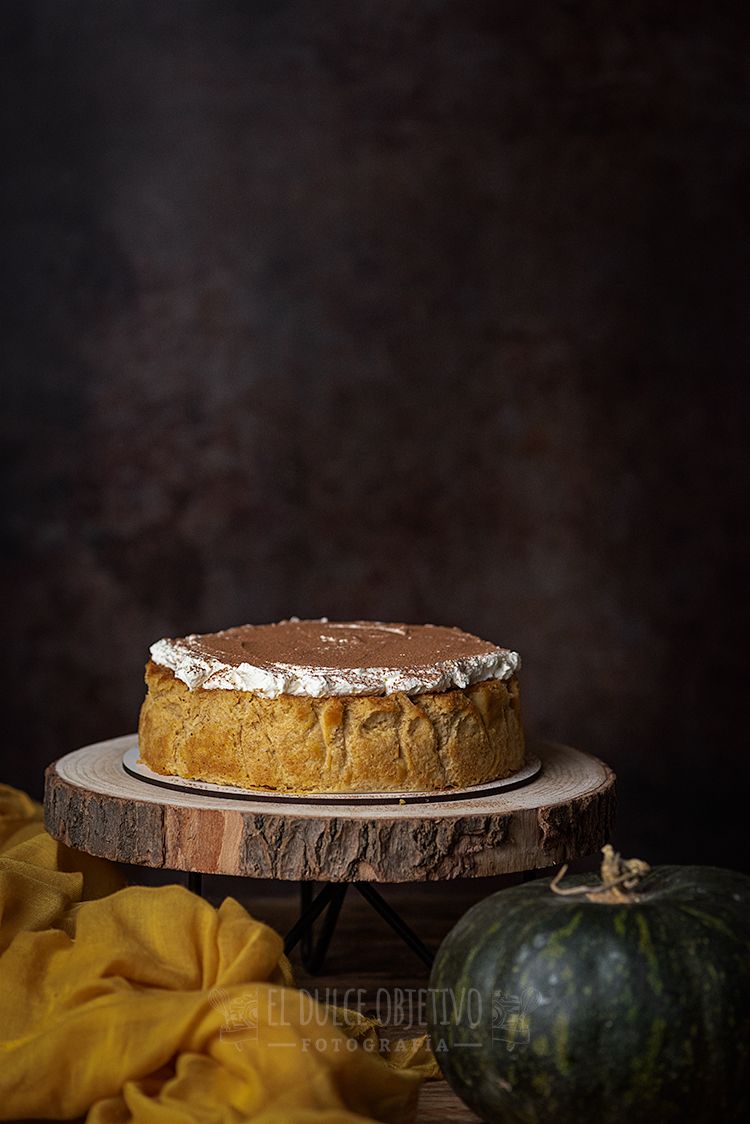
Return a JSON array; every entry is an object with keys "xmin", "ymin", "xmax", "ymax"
[{"xmin": 44, "ymin": 736, "xmax": 615, "ymax": 882}]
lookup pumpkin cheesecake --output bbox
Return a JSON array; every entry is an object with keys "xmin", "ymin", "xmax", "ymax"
[{"xmin": 138, "ymin": 619, "xmax": 524, "ymax": 793}]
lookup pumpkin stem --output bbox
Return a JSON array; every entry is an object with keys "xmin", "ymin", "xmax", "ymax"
[{"xmin": 550, "ymin": 845, "xmax": 651, "ymax": 903}]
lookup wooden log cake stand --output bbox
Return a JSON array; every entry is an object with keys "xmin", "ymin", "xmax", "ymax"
[{"xmin": 44, "ymin": 736, "xmax": 615, "ymax": 970}]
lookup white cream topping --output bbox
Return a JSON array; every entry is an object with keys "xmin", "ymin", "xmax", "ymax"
[{"xmin": 149, "ymin": 622, "xmax": 520, "ymax": 699}]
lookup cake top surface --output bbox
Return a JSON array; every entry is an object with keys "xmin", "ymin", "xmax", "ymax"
[{"xmin": 149, "ymin": 619, "xmax": 520, "ymax": 699}]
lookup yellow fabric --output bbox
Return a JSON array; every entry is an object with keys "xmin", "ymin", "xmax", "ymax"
[{"xmin": 0, "ymin": 783, "xmax": 431, "ymax": 1123}]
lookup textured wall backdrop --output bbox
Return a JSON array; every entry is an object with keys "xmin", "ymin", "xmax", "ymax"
[{"xmin": 2, "ymin": 0, "xmax": 747, "ymax": 866}]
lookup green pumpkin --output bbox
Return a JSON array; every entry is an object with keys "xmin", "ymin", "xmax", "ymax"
[{"xmin": 429, "ymin": 850, "xmax": 750, "ymax": 1123}]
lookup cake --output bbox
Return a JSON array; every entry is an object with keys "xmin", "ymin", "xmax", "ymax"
[{"xmin": 138, "ymin": 619, "xmax": 524, "ymax": 793}]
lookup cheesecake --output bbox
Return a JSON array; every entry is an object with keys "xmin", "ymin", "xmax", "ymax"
[{"xmin": 138, "ymin": 619, "xmax": 524, "ymax": 793}]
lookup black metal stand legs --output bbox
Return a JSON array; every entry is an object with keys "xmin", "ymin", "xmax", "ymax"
[
  {"xmin": 291, "ymin": 882, "xmax": 349, "ymax": 973},
  {"xmin": 354, "ymin": 882, "xmax": 434, "ymax": 969},
  {"xmin": 283, "ymin": 881, "xmax": 434, "ymax": 974}
]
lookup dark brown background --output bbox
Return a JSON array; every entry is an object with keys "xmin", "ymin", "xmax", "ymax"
[{"xmin": 2, "ymin": 1, "xmax": 747, "ymax": 867}]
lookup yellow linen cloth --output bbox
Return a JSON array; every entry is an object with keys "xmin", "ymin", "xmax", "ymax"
[{"xmin": 0, "ymin": 783, "xmax": 433, "ymax": 1123}]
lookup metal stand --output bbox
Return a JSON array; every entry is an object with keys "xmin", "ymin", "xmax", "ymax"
[{"xmin": 284, "ymin": 881, "xmax": 434, "ymax": 974}]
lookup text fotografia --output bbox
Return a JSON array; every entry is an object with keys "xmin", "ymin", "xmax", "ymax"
[{"xmin": 210, "ymin": 985, "xmax": 546, "ymax": 1052}]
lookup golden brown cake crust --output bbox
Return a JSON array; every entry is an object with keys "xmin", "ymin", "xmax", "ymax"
[{"xmin": 138, "ymin": 661, "xmax": 525, "ymax": 793}]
